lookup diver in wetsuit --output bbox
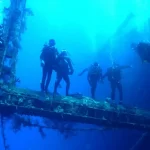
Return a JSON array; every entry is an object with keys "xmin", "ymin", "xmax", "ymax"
[
  {"xmin": 40, "ymin": 39, "xmax": 58, "ymax": 92},
  {"xmin": 54, "ymin": 50, "xmax": 74, "ymax": 96},
  {"xmin": 78, "ymin": 62, "xmax": 102, "ymax": 99},
  {"xmin": 102, "ymin": 62, "xmax": 131, "ymax": 104},
  {"xmin": 131, "ymin": 42, "xmax": 150, "ymax": 63}
]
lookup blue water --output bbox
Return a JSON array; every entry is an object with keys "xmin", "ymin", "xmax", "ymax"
[{"xmin": 1, "ymin": 0, "xmax": 150, "ymax": 150}]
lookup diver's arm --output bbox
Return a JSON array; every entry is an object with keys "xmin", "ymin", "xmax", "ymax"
[
  {"xmin": 78, "ymin": 68, "xmax": 88, "ymax": 76},
  {"xmin": 40, "ymin": 50, "xmax": 44, "ymax": 61},
  {"xmin": 67, "ymin": 58, "xmax": 74, "ymax": 75},
  {"xmin": 40, "ymin": 46, "xmax": 46, "ymax": 66},
  {"xmin": 40, "ymin": 45, "xmax": 47, "ymax": 60}
]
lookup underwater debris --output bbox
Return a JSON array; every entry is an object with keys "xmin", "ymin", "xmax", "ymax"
[
  {"xmin": 11, "ymin": 115, "xmax": 76, "ymax": 139},
  {"xmin": 61, "ymin": 122, "xmax": 77, "ymax": 139},
  {"xmin": 50, "ymin": 120, "xmax": 76, "ymax": 139},
  {"xmin": 11, "ymin": 114, "xmax": 22, "ymax": 132},
  {"xmin": 11, "ymin": 115, "xmax": 34, "ymax": 132},
  {"xmin": 10, "ymin": 114, "xmax": 109, "ymax": 139}
]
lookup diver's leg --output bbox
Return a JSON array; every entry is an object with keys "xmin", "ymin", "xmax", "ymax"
[
  {"xmin": 91, "ymin": 86, "xmax": 96, "ymax": 99},
  {"xmin": 110, "ymin": 81, "xmax": 116, "ymax": 101},
  {"xmin": 117, "ymin": 82, "xmax": 123, "ymax": 104},
  {"xmin": 41, "ymin": 66, "xmax": 47, "ymax": 91},
  {"xmin": 45, "ymin": 67, "xmax": 53, "ymax": 92},
  {"xmin": 63, "ymin": 75, "xmax": 70, "ymax": 96},
  {"xmin": 54, "ymin": 73, "xmax": 62, "ymax": 94},
  {"xmin": 88, "ymin": 79, "xmax": 92, "ymax": 87},
  {"xmin": 88, "ymin": 77, "xmax": 94, "ymax": 98},
  {"xmin": 91, "ymin": 79, "xmax": 97, "ymax": 99}
]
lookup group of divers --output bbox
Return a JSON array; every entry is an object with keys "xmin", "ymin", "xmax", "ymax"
[{"xmin": 40, "ymin": 39, "xmax": 150, "ymax": 104}]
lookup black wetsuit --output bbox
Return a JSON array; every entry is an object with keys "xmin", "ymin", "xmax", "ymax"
[
  {"xmin": 79, "ymin": 65, "xmax": 102, "ymax": 99},
  {"xmin": 54, "ymin": 55, "xmax": 74, "ymax": 96},
  {"xmin": 136, "ymin": 42, "xmax": 150, "ymax": 63},
  {"xmin": 87, "ymin": 65, "xmax": 102, "ymax": 99},
  {"xmin": 40, "ymin": 45, "xmax": 58, "ymax": 92},
  {"xmin": 103, "ymin": 65, "xmax": 130, "ymax": 103}
]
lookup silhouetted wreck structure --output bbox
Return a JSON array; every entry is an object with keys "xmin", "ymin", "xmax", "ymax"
[
  {"xmin": 0, "ymin": 0, "xmax": 150, "ymax": 132},
  {"xmin": 0, "ymin": 85, "xmax": 150, "ymax": 132},
  {"xmin": 0, "ymin": 0, "xmax": 150, "ymax": 150}
]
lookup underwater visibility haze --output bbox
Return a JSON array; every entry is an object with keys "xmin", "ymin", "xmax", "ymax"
[{"xmin": 0, "ymin": 0, "xmax": 150, "ymax": 150}]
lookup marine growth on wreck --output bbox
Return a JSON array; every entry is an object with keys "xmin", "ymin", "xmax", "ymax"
[{"xmin": 0, "ymin": 0, "xmax": 150, "ymax": 150}]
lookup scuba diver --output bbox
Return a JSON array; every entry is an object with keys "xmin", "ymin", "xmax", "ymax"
[
  {"xmin": 40, "ymin": 39, "xmax": 58, "ymax": 92},
  {"xmin": 102, "ymin": 62, "xmax": 131, "ymax": 104},
  {"xmin": 78, "ymin": 62, "xmax": 102, "ymax": 99},
  {"xmin": 131, "ymin": 41, "xmax": 150, "ymax": 63},
  {"xmin": 54, "ymin": 50, "xmax": 74, "ymax": 96}
]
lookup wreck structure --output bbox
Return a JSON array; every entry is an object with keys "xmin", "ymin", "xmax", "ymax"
[
  {"xmin": 0, "ymin": 0, "xmax": 150, "ymax": 133},
  {"xmin": 0, "ymin": 0, "xmax": 150, "ymax": 149}
]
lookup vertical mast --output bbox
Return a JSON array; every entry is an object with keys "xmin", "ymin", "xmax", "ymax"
[{"xmin": 0, "ymin": 0, "xmax": 27, "ymax": 87}]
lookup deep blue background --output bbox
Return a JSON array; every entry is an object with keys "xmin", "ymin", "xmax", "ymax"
[{"xmin": 0, "ymin": 0, "xmax": 150, "ymax": 149}]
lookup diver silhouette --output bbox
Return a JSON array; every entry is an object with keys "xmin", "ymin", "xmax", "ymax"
[
  {"xmin": 102, "ymin": 62, "xmax": 132, "ymax": 104},
  {"xmin": 54, "ymin": 50, "xmax": 74, "ymax": 96},
  {"xmin": 79, "ymin": 62, "xmax": 102, "ymax": 99},
  {"xmin": 40, "ymin": 39, "xmax": 58, "ymax": 93}
]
